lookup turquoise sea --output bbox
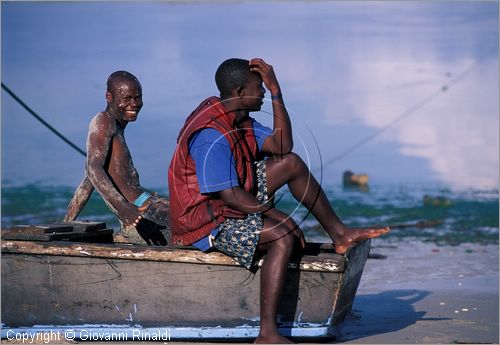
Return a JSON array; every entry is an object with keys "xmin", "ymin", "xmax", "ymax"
[{"xmin": 1, "ymin": 182, "xmax": 498, "ymax": 246}]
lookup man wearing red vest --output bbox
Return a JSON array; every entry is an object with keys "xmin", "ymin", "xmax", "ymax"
[{"xmin": 168, "ymin": 58, "xmax": 390, "ymax": 343}]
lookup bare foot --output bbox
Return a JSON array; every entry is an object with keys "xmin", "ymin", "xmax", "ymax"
[
  {"xmin": 333, "ymin": 226, "xmax": 390, "ymax": 254},
  {"xmin": 255, "ymin": 333, "xmax": 294, "ymax": 344}
]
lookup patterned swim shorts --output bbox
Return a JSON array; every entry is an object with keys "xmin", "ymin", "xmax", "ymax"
[{"xmin": 212, "ymin": 160, "xmax": 268, "ymax": 270}]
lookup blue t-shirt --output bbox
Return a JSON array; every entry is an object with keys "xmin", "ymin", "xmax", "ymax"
[{"xmin": 188, "ymin": 118, "xmax": 272, "ymax": 251}]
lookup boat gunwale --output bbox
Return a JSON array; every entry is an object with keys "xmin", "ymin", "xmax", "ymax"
[{"xmin": 1, "ymin": 240, "xmax": 346, "ymax": 272}]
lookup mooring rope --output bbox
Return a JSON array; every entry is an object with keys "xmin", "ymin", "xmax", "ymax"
[{"xmin": 1, "ymin": 82, "xmax": 86, "ymax": 157}]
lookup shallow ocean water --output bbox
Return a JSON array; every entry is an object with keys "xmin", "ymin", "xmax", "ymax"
[{"xmin": 1, "ymin": 182, "xmax": 497, "ymax": 245}]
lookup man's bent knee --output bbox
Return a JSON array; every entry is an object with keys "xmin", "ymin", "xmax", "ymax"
[
  {"xmin": 277, "ymin": 152, "xmax": 305, "ymax": 174},
  {"xmin": 273, "ymin": 227, "xmax": 296, "ymax": 251}
]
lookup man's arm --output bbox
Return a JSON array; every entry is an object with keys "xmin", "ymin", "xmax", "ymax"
[
  {"xmin": 219, "ymin": 186, "xmax": 303, "ymax": 243},
  {"xmin": 250, "ymin": 58, "xmax": 293, "ymax": 155},
  {"xmin": 63, "ymin": 176, "xmax": 94, "ymax": 222},
  {"xmin": 86, "ymin": 114, "xmax": 141, "ymax": 226},
  {"xmin": 219, "ymin": 186, "xmax": 273, "ymax": 215}
]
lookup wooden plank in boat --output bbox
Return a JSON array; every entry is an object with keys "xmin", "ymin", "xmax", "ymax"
[
  {"xmin": 1, "ymin": 229, "xmax": 114, "ymax": 242},
  {"xmin": 10, "ymin": 224, "xmax": 74, "ymax": 233},
  {"xmin": 66, "ymin": 221, "xmax": 106, "ymax": 232}
]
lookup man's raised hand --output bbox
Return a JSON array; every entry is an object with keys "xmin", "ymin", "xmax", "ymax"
[{"xmin": 249, "ymin": 58, "xmax": 280, "ymax": 95}]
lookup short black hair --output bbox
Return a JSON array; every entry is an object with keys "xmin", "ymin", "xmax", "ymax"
[
  {"xmin": 107, "ymin": 70, "xmax": 140, "ymax": 92},
  {"xmin": 215, "ymin": 58, "xmax": 251, "ymax": 98}
]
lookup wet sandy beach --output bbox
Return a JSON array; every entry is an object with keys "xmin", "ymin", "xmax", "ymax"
[{"xmin": 339, "ymin": 239, "xmax": 499, "ymax": 344}]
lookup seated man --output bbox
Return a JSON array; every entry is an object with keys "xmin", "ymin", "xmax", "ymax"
[
  {"xmin": 168, "ymin": 58, "xmax": 390, "ymax": 343},
  {"xmin": 64, "ymin": 71, "xmax": 169, "ymax": 246}
]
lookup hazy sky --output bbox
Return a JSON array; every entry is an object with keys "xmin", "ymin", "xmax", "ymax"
[{"xmin": 2, "ymin": 1, "xmax": 498, "ymax": 190}]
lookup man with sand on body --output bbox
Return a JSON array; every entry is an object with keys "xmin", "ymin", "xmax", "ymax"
[
  {"xmin": 64, "ymin": 71, "xmax": 169, "ymax": 245},
  {"xmin": 168, "ymin": 58, "xmax": 390, "ymax": 343}
]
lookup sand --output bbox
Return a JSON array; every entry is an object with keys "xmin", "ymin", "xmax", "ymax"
[{"xmin": 339, "ymin": 239, "xmax": 499, "ymax": 344}]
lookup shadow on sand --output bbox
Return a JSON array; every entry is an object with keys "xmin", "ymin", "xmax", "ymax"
[{"xmin": 337, "ymin": 289, "xmax": 450, "ymax": 342}]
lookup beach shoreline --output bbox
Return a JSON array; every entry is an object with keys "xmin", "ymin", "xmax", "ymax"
[{"xmin": 339, "ymin": 239, "xmax": 499, "ymax": 344}]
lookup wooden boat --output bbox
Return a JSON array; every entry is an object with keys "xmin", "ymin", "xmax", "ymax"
[{"xmin": 1, "ymin": 222, "xmax": 371, "ymax": 341}]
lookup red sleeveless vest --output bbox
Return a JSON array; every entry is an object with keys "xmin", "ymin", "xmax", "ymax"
[{"xmin": 168, "ymin": 96, "xmax": 259, "ymax": 245}]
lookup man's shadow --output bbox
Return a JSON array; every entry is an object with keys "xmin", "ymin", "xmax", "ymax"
[{"xmin": 337, "ymin": 289, "xmax": 450, "ymax": 341}]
